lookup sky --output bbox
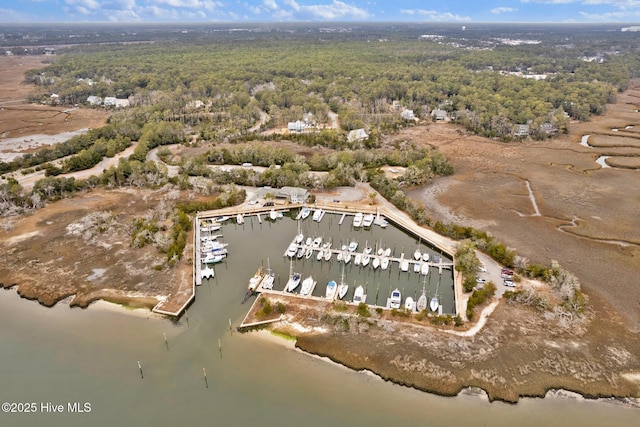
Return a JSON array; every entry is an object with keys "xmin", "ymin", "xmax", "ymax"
[{"xmin": 1, "ymin": 0, "xmax": 640, "ymax": 24}]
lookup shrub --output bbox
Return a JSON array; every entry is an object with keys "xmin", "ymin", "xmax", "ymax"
[{"xmin": 357, "ymin": 302, "xmax": 371, "ymax": 317}]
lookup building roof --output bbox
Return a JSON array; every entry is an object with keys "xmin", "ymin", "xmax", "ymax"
[{"xmin": 347, "ymin": 128, "xmax": 368, "ymax": 142}]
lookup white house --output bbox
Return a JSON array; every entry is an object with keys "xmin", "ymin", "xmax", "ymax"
[
  {"xmin": 401, "ymin": 109, "xmax": 416, "ymax": 120},
  {"xmin": 103, "ymin": 97, "xmax": 117, "ymax": 107},
  {"xmin": 431, "ymin": 109, "xmax": 448, "ymax": 121},
  {"xmin": 347, "ymin": 128, "xmax": 368, "ymax": 143},
  {"xmin": 86, "ymin": 96, "xmax": 102, "ymax": 106}
]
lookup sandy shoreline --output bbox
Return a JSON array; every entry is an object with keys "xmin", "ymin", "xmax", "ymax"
[{"xmin": 0, "ymin": 129, "xmax": 90, "ymax": 162}]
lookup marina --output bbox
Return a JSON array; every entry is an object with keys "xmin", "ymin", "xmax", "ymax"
[{"xmin": 196, "ymin": 204, "xmax": 458, "ymax": 314}]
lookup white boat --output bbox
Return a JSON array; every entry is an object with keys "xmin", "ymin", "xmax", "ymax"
[
  {"xmin": 337, "ymin": 252, "xmax": 343, "ymax": 262},
  {"xmin": 312, "ymin": 209, "xmax": 323, "ymax": 222},
  {"xmin": 413, "ymin": 248, "xmax": 422, "ymax": 261},
  {"xmin": 297, "ymin": 247, "xmax": 305, "ymax": 258},
  {"xmin": 286, "ymin": 272, "xmax": 302, "ymax": 292},
  {"xmin": 413, "ymin": 261, "xmax": 421, "ymax": 273},
  {"xmin": 381, "ymin": 257, "xmax": 389, "ymax": 270},
  {"xmin": 200, "ymin": 223, "xmax": 221, "ymax": 232},
  {"xmin": 305, "ymin": 248, "xmax": 313, "ymax": 259},
  {"xmin": 372, "ymin": 257, "xmax": 380, "ymax": 269},
  {"xmin": 343, "ymin": 252, "xmax": 352, "ymax": 264},
  {"xmin": 236, "ymin": 213, "xmax": 244, "ymax": 224},
  {"xmin": 316, "ymin": 250, "xmax": 324, "ymax": 261},
  {"xmin": 215, "ymin": 215, "xmax": 230, "ymax": 223},
  {"xmin": 405, "ymin": 296, "xmax": 415, "ymax": 311},
  {"xmin": 374, "ymin": 216, "xmax": 388, "ymax": 228},
  {"xmin": 421, "ymin": 262, "xmax": 430, "ymax": 275},
  {"xmin": 348, "ymin": 241, "xmax": 358, "ymax": 252},
  {"xmin": 325, "ymin": 280, "xmax": 337, "ymax": 300},
  {"xmin": 341, "ymin": 244, "xmax": 347, "ymax": 251},
  {"xmin": 260, "ymin": 261, "xmax": 275, "ymax": 290},
  {"xmin": 422, "ymin": 252, "xmax": 430, "ymax": 262},
  {"xmin": 364, "ymin": 244, "xmax": 372, "ymax": 254},
  {"xmin": 203, "ymin": 253, "xmax": 225, "ymax": 264},
  {"xmin": 248, "ymin": 268, "xmax": 265, "ymax": 291},
  {"xmin": 295, "ymin": 233, "xmax": 304, "ymax": 244},
  {"xmin": 300, "ymin": 207, "xmax": 311, "ymax": 219},
  {"xmin": 322, "ymin": 241, "xmax": 332, "ymax": 250},
  {"xmin": 337, "ymin": 264, "xmax": 348, "ymax": 299},
  {"xmin": 389, "ymin": 288, "xmax": 401, "ymax": 309},
  {"xmin": 416, "ymin": 292, "xmax": 427, "ymax": 312},
  {"xmin": 361, "ymin": 254, "xmax": 370, "ymax": 267},
  {"xmin": 312, "ymin": 237, "xmax": 322, "ymax": 248},
  {"xmin": 384, "ymin": 248, "xmax": 392, "ymax": 257},
  {"xmin": 400, "ymin": 259, "xmax": 409, "ymax": 272},
  {"xmin": 286, "ymin": 243, "xmax": 298, "ymax": 257},
  {"xmin": 430, "ymin": 296, "xmax": 439, "ymax": 312},
  {"xmin": 305, "ymin": 237, "xmax": 313, "ymax": 246},
  {"xmin": 300, "ymin": 276, "xmax": 315, "ymax": 296},
  {"xmin": 353, "ymin": 285, "xmax": 365, "ymax": 303},
  {"xmin": 362, "ymin": 213, "xmax": 374, "ymax": 227},
  {"xmin": 377, "ymin": 247, "xmax": 384, "ymax": 256},
  {"xmin": 354, "ymin": 253, "xmax": 362, "ymax": 266},
  {"xmin": 200, "ymin": 265, "xmax": 214, "ymax": 280},
  {"xmin": 324, "ymin": 250, "xmax": 332, "ymax": 261},
  {"xmin": 202, "ymin": 241, "xmax": 228, "ymax": 251},
  {"xmin": 353, "ymin": 212, "xmax": 363, "ymax": 227}
]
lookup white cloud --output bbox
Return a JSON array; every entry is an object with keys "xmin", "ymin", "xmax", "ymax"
[
  {"xmin": 400, "ymin": 9, "xmax": 471, "ymax": 22},
  {"xmin": 579, "ymin": 9, "xmax": 640, "ymax": 19},
  {"xmin": 304, "ymin": 1, "xmax": 369, "ymax": 19},
  {"xmin": 491, "ymin": 7, "xmax": 518, "ymax": 14},
  {"xmin": 153, "ymin": 0, "xmax": 220, "ymax": 11},
  {"xmin": 520, "ymin": 1, "xmax": 575, "ymax": 4},
  {"xmin": 582, "ymin": 0, "xmax": 640, "ymax": 8},
  {"xmin": 263, "ymin": 0, "xmax": 279, "ymax": 10}
]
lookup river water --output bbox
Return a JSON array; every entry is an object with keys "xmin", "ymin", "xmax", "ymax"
[{"xmin": 1, "ymin": 213, "xmax": 638, "ymax": 426}]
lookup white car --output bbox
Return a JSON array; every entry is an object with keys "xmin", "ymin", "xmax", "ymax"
[
  {"xmin": 503, "ymin": 279, "xmax": 515, "ymax": 287},
  {"xmin": 477, "ymin": 264, "xmax": 487, "ymax": 272},
  {"xmin": 476, "ymin": 277, "xmax": 486, "ymax": 284}
]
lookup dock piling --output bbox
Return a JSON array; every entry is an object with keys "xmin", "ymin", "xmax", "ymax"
[
  {"xmin": 138, "ymin": 361, "xmax": 143, "ymax": 379},
  {"xmin": 218, "ymin": 338, "xmax": 222, "ymax": 359},
  {"xmin": 203, "ymin": 368, "xmax": 208, "ymax": 389},
  {"xmin": 164, "ymin": 332, "xmax": 169, "ymax": 351}
]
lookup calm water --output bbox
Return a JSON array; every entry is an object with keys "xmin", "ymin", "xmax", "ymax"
[
  {"xmin": 214, "ymin": 210, "xmax": 455, "ymax": 313},
  {"xmin": 1, "ymin": 212, "xmax": 638, "ymax": 426}
]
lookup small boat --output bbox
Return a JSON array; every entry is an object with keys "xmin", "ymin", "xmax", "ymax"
[
  {"xmin": 361, "ymin": 254, "xmax": 370, "ymax": 267},
  {"xmin": 400, "ymin": 259, "xmax": 409, "ymax": 272},
  {"xmin": 377, "ymin": 247, "xmax": 384, "ymax": 256},
  {"xmin": 430, "ymin": 295, "xmax": 439, "ymax": 312},
  {"xmin": 353, "ymin": 212, "xmax": 364, "ymax": 227},
  {"xmin": 413, "ymin": 261, "xmax": 421, "ymax": 273},
  {"xmin": 422, "ymin": 252, "xmax": 430, "ymax": 262},
  {"xmin": 341, "ymin": 244, "xmax": 347, "ymax": 251},
  {"xmin": 316, "ymin": 250, "xmax": 324, "ymax": 261},
  {"xmin": 348, "ymin": 241, "xmax": 358, "ymax": 252},
  {"xmin": 381, "ymin": 257, "xmax": 389, "ymax": 270},
  {"xmin": 416, "ymin": 291, "xmax": 428, "ymax": 312},
  {"xmin": 421, "ymin": 263, "xmax": 430, "ymax": 275},
  {"xmin": 372, "ymin": 257, "xmax": 380, "ymax": 269},
  {"xmin": 362, "ymin": 213, "xmax": 374, "ymax": 227},
  {"xmin": 337, "ymin": 264, "xmax": 348, "ymax": 299},
  {"xmin": 295, "ymin": 233, "xmax": 304, "ymax": 244},
  {"xmin": 374, "ymin": 217, "xmax": 388, "ymax": 228},
  {"xmin": 203, "ymin": 253, "xmax": 225, "ymax": 264},
  {"xmin": 300, "ymin": 207, "xmax": 311, "ymax": 219},
  {"xmin": 384, "ymin": 248, "xmax": 392, "ymax": 257},
  {"xmin": 325, "ymin": 280, "xmax": 337, "ymax": 300},
  {"xmin": 200, "ymin": 224, "xmax": 221, "ymax": 233},
  {"xmin": 286, "ymin": 243, "xmax": 298, "ymax": 257},
  {"xmin": 337, "ymin": 252, "xmax": 343, "ymax": 262},
  {"xmin": 312, "ymin": 209, "xmax": 323, "ymax": 222},
  {"xmin": 354, "ymin": 253, "xmax": 362, "ymax": 266},
  {"xmin": 300, "ymin": 276, "xmax": 315, "ymax": 296},
  {"xmin": 286, "ymin": 272, "xmax": 302, "ymax": 292},
  {"xmin": 305, "ymin": 237, "xmax": 313, "ymax": 246},
  {"xmin": 202, "ymin": 241, "xmax": 228, "ymax": 251},
  {"xmin": 312, "ymin": 237, "xmax": 322, "ymax": 248},
  {"xmin": 413, "ymin": 248, "xmax": 422, "ymax": 261},
  {"xmin": 236, "ymin": 213, "xmax": 244, "ymax": 224},
  {"xmin": 215, "ymin": 215, "xmax": 230, "ymax": 223},
  {"xmin": 343, "ymin": 252, "xmax": 352, "ymax": 264},
  {"xmin": 322, "ymin": 240, "xmax": 331, "ymax": 250},
  {"xmin": 353, "ymin": 285, "xmax": 365, "ymax": 303},
  {"xmin": 305, "ymin": 248, "xmax": 313, "ymax": 259},
  {"xmin": 260, "ymin": 261, "xmax": 275, "ymax": 290},
  {"xmin": 389, "ymin": 288, "xmax": 401, "ymax": 309},
  {"xmin": 405, "ymin": 296, "xmax": 415, "ymax": 312},
  {"xmin": 297, "ymin": 247, "xmax": 305, "ymax": 259},
  {"xmin": 248, "ymin": 268, "xmax": 265, "ymax": 291},
  {"xmin": 200, "ymin": 265, "xmax": 214, "ymax": 280},
  {"xmin": 364, "ymin": 244, "xmax": 372, "ymax": 254}
]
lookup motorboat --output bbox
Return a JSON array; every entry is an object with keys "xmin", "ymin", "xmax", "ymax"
[
  {"xmin": 422, "ymin": 252, "xmax": 430, "ymax": 262},
  {"xmin": 312, "ymin": 237, "xmax": 323, "ymax": 248},
  {"xmin": 348, "ymin": 241, "xmax": 358, "ymax": 252},
  {"xmin": 305, "ymin": 248, "xmax": 313, "ymax": 259},
  {"xmin": 269, "ymin": 210, "xmax": 277, "ymax": 220},
  {"xmin": 325, "ymin": 280, "xmax": 337, "ymax": 300},
  {"xmin": 354, "ymin": 253, "xmax": 362, "ymax": 266},
  {"xmin": 343, "ymin": 252, "xmax": 352, "ymax": 264},
  {"xmin": 322, "ymin": 241, "xmax": 332, "ymax": 250},
  {"xmin": 215, "ymin": 215, "xmax": 230, "ymax": 223},
  {"xmin": 353, "ymin": 285, "xmax": 365, "ymax": 303},
  {"xmin": 312, "ymin": 209, "xmax": 323, "ymax": 222},
  {"xmin": 297, "ymin": 247, "xmax": 305, "ymax": 259},
  {"xmin": 337, "ymin": 252, "xmax": 343, "ymax": 262},
  {"xmin": 413, "ymin": 261, "xmax": 421, "ymax": 273},
  {"xmin": 236, "ymin": 213, "xmax": 244, "ymax": 224},
  {"xmin": 286, "ymin": 243, "xmax": 298, "ymax": 257},
  {"xmin": 200, "ymin": 265, "xmax": 214, "ymax": 280},
  {"xmin": 203, "ymin": 253, "xmax": 225, "ymax": 264},
  {"xmin": 373, "ymin": 217, "xmax": 388, "ymax": 228},
  {"xmin": 286, "ymin": 272, "xmax": 302, "ymax": 292},
  {"xmin": 324, "ymin": 250, "xmax": 332, "ymax": 261},
  {"xmin": 389, "ymin": 288, "xmax": 401, "ymax": 309},
  {"xmin": 405, "ymin": 296, "xmax": 415, "ymax": 312},
  {"xmin": 341, "ymin": 244, "xmax": 347, "ymax": 251},
  {"xmin": 421, "ymin": 263, "xmax": 430, "ymax": 275},
  {"xmin": 316, "ymin": 250, "xmax": 324, "ymax": 261},
  {"xmin": 372, "ymin": 257, "xmax": 380, "ymax": 269},
  {"xmin": 400, "ymin": 259, "xmax": 409, "ymax": 272},
  {"xmin": 362, "ymin": 213, "xmax": 374, "ymax": 227},
  {"xmin": 377, "ymin": 247, "xmax": 384, "ymax": 256},
  {"xmin": 295, "ymin": 233, "xmax": 304, "ymax": 244},
  {"xmin": 381, "ymin": 257, "xmax": 389, "ymax": 270},
  {"xmin": 299, "ymin": 207, "xmax": 311, "ymax": 219},
  {"xmin": 364, "ymin": 244, "xmax": 372, "ymax": 254},
  {"xmin": 384, "ymin": 248, "xmax": 392, "ymax": 257},
  {"xmin": 353, "ymin": 212, "xmax": 363, "ymax": 228},
  {"xmin": 305, "ymin": 237, "xmax": 313, "ymax": 246},
  {"xmin": 413, "ymin": 248, "xmax": 422, "ymax": 261},
  {"xmin": 361, "ymin": 254, "xmax": 370, "ymax": 267},
  {"xmin": 300, "ymin": 276, "xmax": 315, "ymax": 296}
]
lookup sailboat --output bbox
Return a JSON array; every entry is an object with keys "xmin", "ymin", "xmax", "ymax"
[
  {"xmin": 416, "ymin": 275, "xmax": 428, "ymax": 312},
  {"xmin": 242, "ymin": 266, "xmax": 265, "ymax": 303},
  {"xmin": 260, "ymin": 258, "xmax": 275, "ymax": 290},
  {"xmin": 285, "ymin": 258, "xmax": 301, "ymax": 292},
  {"xmin": 337, "ymin": 264, "xmax": 348, "ymax": 299},
  {"xmin": 353, "ymin": 285, "xmax": 365, "ymax": 303},
  {"xmin": 430, "ymin": 275, "xmax": 441, "ymax": 312}
]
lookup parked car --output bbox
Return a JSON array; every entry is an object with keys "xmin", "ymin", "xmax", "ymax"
[
  {"xmin": 477, "ymin": 264, "xmax": 487, "ymax": 272},
  {"xmin": 476, "ymin": 277, "xmax": 486, "ymax": 284},
  {"xmin": 503, "ymin": 279, "xmax": 515, "ymax": 287}
]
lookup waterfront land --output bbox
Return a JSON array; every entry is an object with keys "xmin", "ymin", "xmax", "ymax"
[{"xmin": 1, "ymin": 36, "xmax": 640, "ymax": 404}]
